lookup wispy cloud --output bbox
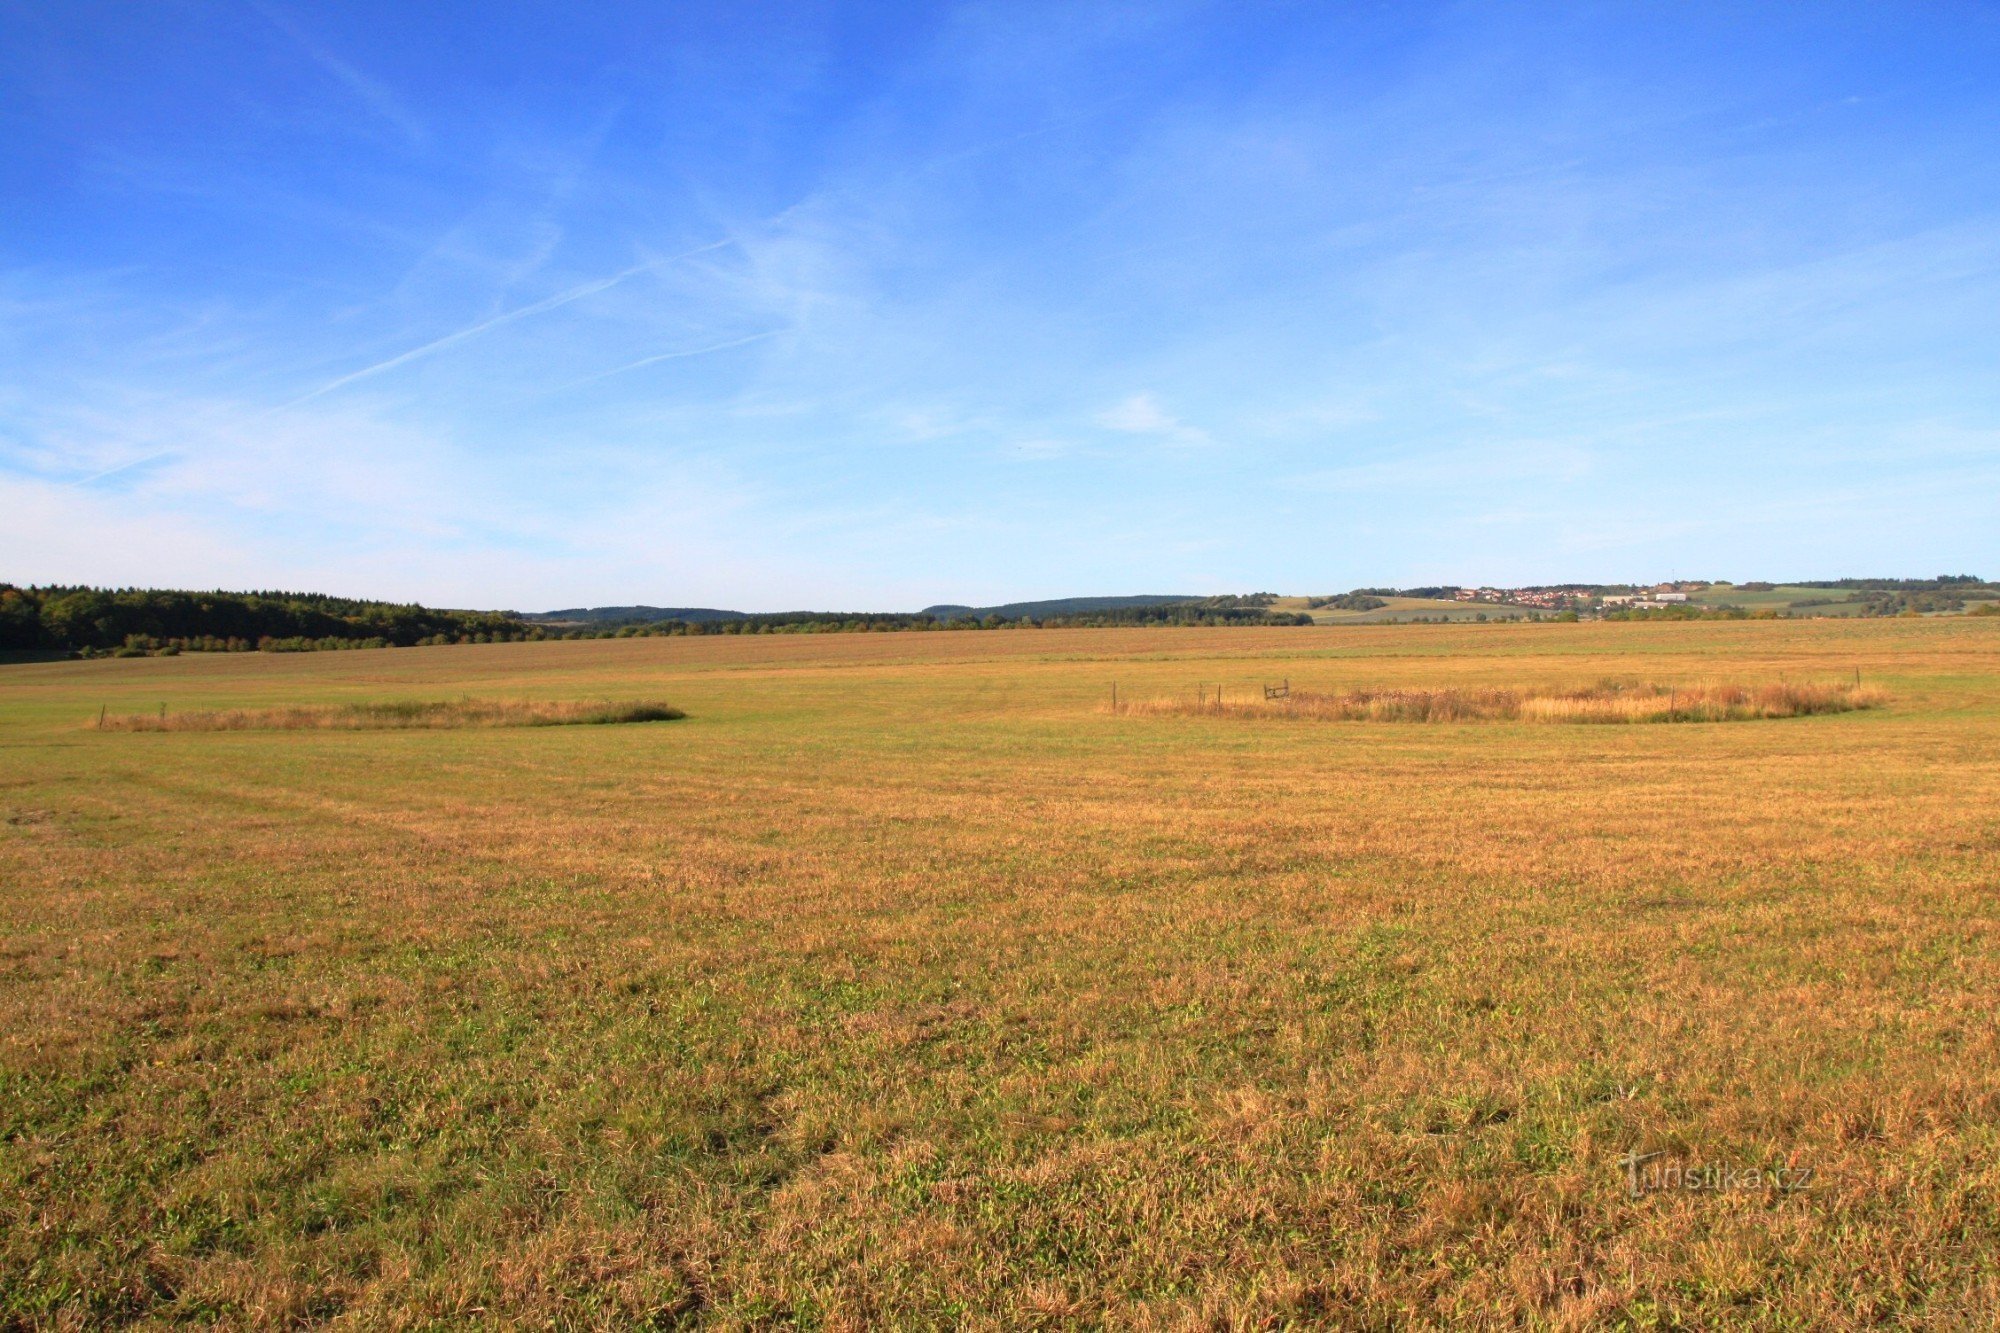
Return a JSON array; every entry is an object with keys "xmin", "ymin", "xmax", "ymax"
[
  {"xmin": 1094, "ymin": 393, "xmax": 1209, "ymax": 447},
  {"xmin": 69, "ymin": 450, "xmax": 175, "ymax": 488},
  {"xmin": 252, "ymin": 3, "xmax": 427, "ymax": 147},
  {"xmin": 1292, "ymin": 440, "xmax": 1597, "ymax": 495},
  {"xmin": 281, "ymin": 240, "xmax": 735, "ymax": 407},
  {"xmin": 6, "ymin": 2, "xmax": 1998, "ymax": 603},
  {"xmin": 553, "ymin": 329, "xmax": 786, "ymax": 392}
]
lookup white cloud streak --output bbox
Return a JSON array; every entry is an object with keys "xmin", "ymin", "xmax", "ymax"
[
  {"xmin": 252, "ymin": 2, "xmax": 428, "ymax": 147},
  {"xmin": 280, "ymin": 240, "xmax": 734, "ymax": 407},
  {"xmin": 69, "ymin": 450, "xmax": 174, "ymax": 488},
  {"xmin": 1094, "ymin": 393, "xmax": 1209, "ymax": 446},
  {"xmin": 553, "ymin": 329, "xmax": 786, "ymax": 392}
]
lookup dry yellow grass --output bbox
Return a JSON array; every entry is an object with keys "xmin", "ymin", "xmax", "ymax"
[
  {"xmin": 1115, "ymin": 679, "xmax": 1885, "ymax": 723},
  {"xmin": 3, "ymin": 617, "xmax": 1999, "ymax": 1327}
]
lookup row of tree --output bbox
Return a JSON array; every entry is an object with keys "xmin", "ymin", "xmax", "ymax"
[
  {"xmin": 565, "ymin": 597, "xmax": 1311, "ymax": 638},
  {"xmin": 0, "ymin": 586, "xmax": 529, "ymax": 654},
  {"xmin": 1601, "ymin": 605, "xmax": 1785, "ymax": 622},
  {"xmin": 1849, "ymin": 588, "xmax": 1996, "ymax": 616},
  {"xmin": 0, "ymin": 585, "xmax": 1316, "ymax": 656},
  {"xmin": 1796, "ymin": 575, "xmax": 1986, "ymax": 591}
]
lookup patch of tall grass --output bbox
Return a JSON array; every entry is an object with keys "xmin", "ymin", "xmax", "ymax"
[
  {"xmin": 97, "ymin": 699, "xmax": 685, "ymax": 731},
  {"xmin": 1112, "ymin": 680, "xmax": 1884, "ymax": 724}
]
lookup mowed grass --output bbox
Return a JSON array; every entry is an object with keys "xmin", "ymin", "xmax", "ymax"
[{"xmin": 3, "ymin": 619, "xmax": 2000, "ymax": 1327}]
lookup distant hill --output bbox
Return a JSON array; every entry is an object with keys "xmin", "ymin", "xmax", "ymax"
[
  {"xmin": 919, "ymin": 595, "xmax": 1200, "ymax": 620},
  {"xmin": 524, "ymin": 606, "xmax": 746, "ymax": 625}
]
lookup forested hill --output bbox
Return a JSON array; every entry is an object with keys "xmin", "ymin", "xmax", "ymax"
[
  {"xmin": 532, "ymin": 598, "xmax": 1216, "ymax": 625},
  {"xmin": 920, "ymin": 594, "xmax": 1199, "ymax": 620},
  {"xmin": 0, "ymin": 586, "xmax": 527, "ymax": 655},
  {"xmin": 523, "ymin": 606, "xmax": 745, "ymax": 625}
]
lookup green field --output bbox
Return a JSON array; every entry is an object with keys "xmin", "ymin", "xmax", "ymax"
[
  {"xmin": 1689, "ymin": 585, "xmax": 1868, "ymax": 615},
  {"xmin": 1282, "ymin": 595, "xmax": 1529, "ymax": 624},
  {"xmin": 5, "ymin": 619, "xmax": 2000, "ymax": 1326}
]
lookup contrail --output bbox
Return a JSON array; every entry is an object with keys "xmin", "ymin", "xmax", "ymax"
[
  {"xmin": 554, "ymin": 329, "xmax": 785, "ymax": 392},
  {"xmin": 252, "ymin": 1, "xmax": 426, "ymax": 147},
  {"xmin": 281, "ymin": 239, "xmax": 733, "ymax": 408},
  {"xmin": 69, "ymin": 451, "xmax": 173, "ymax": 488}
]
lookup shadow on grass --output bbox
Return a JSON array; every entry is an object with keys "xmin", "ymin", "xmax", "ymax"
[{"xmin": 95, "ymin": 700, "xmax": 686, "ymax": 732}]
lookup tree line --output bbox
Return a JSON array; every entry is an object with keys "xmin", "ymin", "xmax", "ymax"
[
  {"xmin": 0, "ymin": 586, "xmax": 1313, "ymax": 656},
  {"xmin": 565, "ymin": 596, "xmax": 1310, "ymax": 638},
  {"xmin": 0, "ymin": 586, "xmax": 529, "ymax": 656}
]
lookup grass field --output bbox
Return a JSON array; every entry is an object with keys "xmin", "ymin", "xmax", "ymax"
[
  {"xmin": 1280, "ymin": 595, "xmax": 1527, "ymax": 624},
  {"xmin": 1687, "ymin": 586, "xmax": 1868, "ymax": 616},
  {"xmin": 5, "ymin": 619, "xmax": 2000, "ymax": 1327}
]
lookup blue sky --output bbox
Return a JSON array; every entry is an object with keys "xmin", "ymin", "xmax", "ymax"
[{"xmin": 4, "ymin": 2, "xmax": 1998, "ymax": 611}]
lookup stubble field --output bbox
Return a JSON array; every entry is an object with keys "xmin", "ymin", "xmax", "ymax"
[{"xmin": 3, "ymin": 619, "xmax": 1999, "ymax": 1328}]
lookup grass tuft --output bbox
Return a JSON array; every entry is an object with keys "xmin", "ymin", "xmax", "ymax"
[
  {"xmin": 1112, "ymin": 680, "xmax": 1885, "ymax": 724},
  {"xmin": 96, "ymin": 699, "xmax": 685, "ymax": 731}
]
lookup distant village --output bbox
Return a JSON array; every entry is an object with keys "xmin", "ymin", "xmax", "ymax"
[
  {"xmin": 1453, "ymin": 583, "xmax": 1700, "ymax": 613},
  {"xmin": 1407, "ymin": 577, "xmax": 1998, "ymax": 621}
]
